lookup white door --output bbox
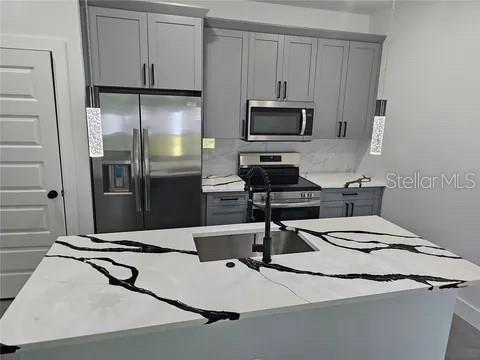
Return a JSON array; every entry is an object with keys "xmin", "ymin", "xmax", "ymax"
[{"xmin": 0, "ymin": 48, "xmax": 66, "ymax": 299}]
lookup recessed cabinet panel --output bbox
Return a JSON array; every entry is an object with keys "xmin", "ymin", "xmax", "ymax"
[
  {"xmin": 204, "ymin": 28, "xmax": 248, "ymax": 138},
  {"xmin": 89, "ymin": 7, "xmax": 148, "ymax": 87},
  {"xmin": 247, "ymin": 33, "xmax": 283, "ymax": 100},
  {"xmin": 342, "ymin": 41, "xmax": 381, "ymax": 139},
  {"xmin": 283, "ymin": 36, "xmax": 317, "ymax": 101},
  {"xmin": 313, "ymin": 40, "xmax": 349, "ymax": 139},
  {"xmin": 148, "ymin": 14, "xmax": 202, "ymax": 90}
]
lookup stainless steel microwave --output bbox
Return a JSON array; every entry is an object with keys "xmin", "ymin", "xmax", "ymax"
[{"xmin": 245, "ymin": 100, "xmax": 314, "ymax": 141}]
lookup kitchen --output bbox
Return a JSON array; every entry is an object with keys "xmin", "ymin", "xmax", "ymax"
[{"xmin": 1, "ymin": 0, "xmax": 479, "ymax": 359}]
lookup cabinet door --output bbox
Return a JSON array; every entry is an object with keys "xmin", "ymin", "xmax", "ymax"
[
  {"xmin": 313, "ymin": 39, "xmax": 349, "ymax": 139},
  {"xmin": 319, "ymin": 202, "xmax": 348, "ymax": 218},
  {"xmin": 89, "ymin": 7, "xmax": 148, "ymax": 87},
  {"xmin": 283, "ymin": 36, "xmax": 317, "ymax": 101},
  {"xmin": 247, "ymin": 33, "xmax": 284, "ymax": 100},
  {"xmin": 342, "ymin": 41, "xmax": 381, "ymax": 139},
  {"xmin": 147, "ymin": 14, "xmax": 202, "ymax": 90},
  {"xmin": 350, "ymin": 200, "xmax": 376, "ymax": 217},
  {"xmin": 204, "ymin": 28, "xmax": 248, "ymax": 138}
]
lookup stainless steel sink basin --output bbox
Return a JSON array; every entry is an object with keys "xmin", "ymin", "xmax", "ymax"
[{"xmin": 193, "ymin": 230, "xmax": 316, "ymax": 262}]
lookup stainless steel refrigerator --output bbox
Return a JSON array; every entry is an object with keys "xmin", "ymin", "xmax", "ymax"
[{"xmin": 92, "ymin": 90, "xmax": 202, "ymax": 233}]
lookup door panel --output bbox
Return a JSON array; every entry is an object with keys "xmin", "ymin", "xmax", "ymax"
[
  {"xmin": 204, "ymin": 28, "xmax": 248, "ymax": 138},
  {"xmin": 93, "ymin": 93, "xmax": 144, "ymax": 233},
  {"xmin": 247, "ymin": 33, "xmax": 284, "ymax": 100},
  {"xmin": 342, "ymin": 41, "xmax": 381, "ymax": 139},
  {"xmin": 0, "ymin": 48, "xmax": 66, "ymax": 298},
  {"xmin": 147, "ymin": 14, "xmax": 202, "ymax": 90},
  {"xmin": 89, "ymin": 7, "xmax": 148, "ymax": 87},
  {"xmin": 319, "ymin": 202, "xmax": 348, "ymax": 218},
  {"xmin": 140, "ymin": 95, "xmax": 202, "ymax": 229},
  {"xmin": 313, "ymin": 39, "xmax": 349, "ymax": 139},
  {"xmin": 351, "ymin": 200, "xmax": 376, "ymax": 217},
  {"xmin": 283, "ymin": 36, "xmax": 317, "ymax": 101}
]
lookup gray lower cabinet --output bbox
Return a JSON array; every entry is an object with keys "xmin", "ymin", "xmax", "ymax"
[
  {"xmin": 88, "ymin": 7, "xmax": 202, "ymax": 90},
  {"xmin": 313, "ymin": 40, "xmax": 381, "ymax": 139},
  {"xmin": 89, "ymin": 7, "xmax": 148, "ymax": 88},
  {"xmin": 319, "ymin": 187, "xmax": 384, "ymax": 218},
  {"xmin": 205, "ymin": 192, "xmax": 248, "ymax": 226},
  {"xmin": 148, "ymin": 14, "xmax": 202, "ymax": 91},
  {"xmin": 204, "ymin": 28, "xmax": 248, "ymax": 138}
]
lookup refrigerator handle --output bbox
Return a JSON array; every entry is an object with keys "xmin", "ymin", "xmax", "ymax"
[
  {"xmin": 132, "ymin": 128, "xmax": 142, "ymax": 212},
  {"xmin": 142, "ymin": 128, "xmax": 151, "ymax": 211}
]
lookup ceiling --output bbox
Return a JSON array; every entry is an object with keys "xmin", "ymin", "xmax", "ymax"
[{"xmin": 253, "ymin": 0, "xmax": 393, "ymax": 15}]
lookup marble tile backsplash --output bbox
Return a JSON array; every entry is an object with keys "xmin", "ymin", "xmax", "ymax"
[{"xmin": 202, "ymin": 139, "xmax": 367, "ymax": 176}]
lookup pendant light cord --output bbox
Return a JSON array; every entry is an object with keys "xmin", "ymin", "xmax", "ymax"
[
  {"xmin": 379, "ymin": 0, "xmax": 396, "ymax": 101},
  {"xmin": 84, "ymin": 0, "xmax": 95, "ymax": 107}
]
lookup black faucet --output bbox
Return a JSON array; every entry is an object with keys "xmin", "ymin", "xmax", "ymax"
[
  {"xmin": 244, "ymin": 166, "xmax": 272, "ymax": 264},
  {"xmin": 344, "ymin": 175, "xmax": 372, "ymax": 188}
]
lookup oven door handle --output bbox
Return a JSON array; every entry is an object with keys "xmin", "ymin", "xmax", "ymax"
[
  {"xmin": 254, "ymin": 200, "xmax": 320, "ymax": 209},
  {"xmin": 300, "ymin": 108, "xmax": 307, "ymax": 136}
]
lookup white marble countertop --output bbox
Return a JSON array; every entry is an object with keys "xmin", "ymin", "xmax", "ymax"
[
  {"xmin": 202, "ymin": 175, "xmax": 246, "ymax": 193},
  {"xmin": 1, "ymin": 216, "xmax": 480, "ymax": 352},
  {"xmin": 302, "ymin": 172, "xmax": 386, "ymax": 188}
]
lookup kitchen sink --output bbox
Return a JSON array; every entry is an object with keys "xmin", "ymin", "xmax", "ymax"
[{"xmin": 193, "ymin": 230, "xmax": 316, "ymax": 262}]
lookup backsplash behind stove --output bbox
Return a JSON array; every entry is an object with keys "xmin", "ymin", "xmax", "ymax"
[{"xmin": 202, "ymin": 139, "xmax": 368, "ymax": 176}]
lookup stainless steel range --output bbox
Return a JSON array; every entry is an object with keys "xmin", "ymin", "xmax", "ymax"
[{"xmin": 238, "ymin": 152, "xmax": 321, "ymax": 221}]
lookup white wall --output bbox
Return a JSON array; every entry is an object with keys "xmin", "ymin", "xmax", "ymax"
[
  {"xmin": 177, "ymin": 0, "xmax": 370, "ymax": 33},
  {"xmin": 0, "ymin": 0, "xmax": 94, "ymax": 234},
  {"xmin": 358, "ymin": 1, "xmax": 480, "ymax": 328}
]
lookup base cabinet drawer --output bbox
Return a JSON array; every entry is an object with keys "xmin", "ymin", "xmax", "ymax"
[
  {"xmin": 205, "ymin": 192, "xmax": 248, "ymax": 225},
  {"xmin": 206, "ymin": 205, "xmax": 247, "ymax": 225},
  {"xmin": 320, "ymin": 187, "xmax": 384, "ymax": 218}
]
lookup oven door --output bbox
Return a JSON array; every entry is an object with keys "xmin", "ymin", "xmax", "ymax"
[{"xmin": 246, "ymin": 100, "xmax": 313, "ymax": 141}]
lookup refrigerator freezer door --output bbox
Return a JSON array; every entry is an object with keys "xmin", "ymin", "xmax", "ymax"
[
  {"xmin": 140, "ymin": 94, "xmax": 202, "ymax": 229},
  {"xmin": 92, "ymin": 93, "xmax": 144, "ymax": 233}
]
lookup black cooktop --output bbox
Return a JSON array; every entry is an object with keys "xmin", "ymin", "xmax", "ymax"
[{"xmin": 268, "ymin": 176, "xmax": 321, "ymax": 192}]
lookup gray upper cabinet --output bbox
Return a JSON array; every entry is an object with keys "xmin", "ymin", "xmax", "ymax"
[
  {"xmin": 313, "ymin": 39, "xmax": 349, "ymax": 139},
  {"xmin": 204, "ymin": 28, "xmax": 248, "ymax": 138},
  {"xmin": 247, "ymin": 33, "xmax": 284, "ymax": 100},
  {"xmin": 342, "ymin": 41, "xmax": 381, "ymax": 139},
  {"xmin": 282, "ymin": 36, "xmax": 317, "ymax": 101},
  {"xmin": 314, "ymin": 40, "xmax": 381, "ymax": 139},
  {"xmin": 88, "ymin": 7, "xmax": 202, "ymax": 90},
  {"xmin": 148, "ymin": 14, "xmax": 202, "ymax": 91},
  {"xmin": 247, "ymin": 33, "xmax": 316, "ymax": 102},
  {"xmin": 89, "ymin": 7, "xmax": 148, "ymax": 88}
]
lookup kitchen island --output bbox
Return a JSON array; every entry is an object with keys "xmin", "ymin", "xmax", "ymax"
[{"xmin": 1, "ymin": 216, "xmax": 479, "ymax": 360}]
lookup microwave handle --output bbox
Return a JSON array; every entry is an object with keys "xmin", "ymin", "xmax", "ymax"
[{"xmin": 300, "ymin": 109, "xmax": 307, "ymax": 136}]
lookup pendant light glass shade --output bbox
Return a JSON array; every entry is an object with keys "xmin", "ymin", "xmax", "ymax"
[{"xmin": 370, "ymin": 99, "xmax": 387, "ymax": 155}]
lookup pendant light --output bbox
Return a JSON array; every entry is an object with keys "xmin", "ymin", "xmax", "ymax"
[
  {"xmin": 84, "ymin": 0, "xmax": 103, "ymax": 157},
  {"xmin": 370, "ymin": 0, "xmax": 396, "ymax": 156}
]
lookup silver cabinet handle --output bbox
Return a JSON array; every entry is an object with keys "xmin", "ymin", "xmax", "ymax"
[
  {"xmin": 142, "ymin": 128, "xmax": 151, "ymax": 211},
  {"xmin": 132, "ymin": 128, "xmax": 142, "ymax": 212},
  {"xmin": 253, "ymin": 200, "xmax": 320, "ymax": 209},
  {"xmin": 300, "ymin": 109, "xmax": 307, "ymax": 136}
]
